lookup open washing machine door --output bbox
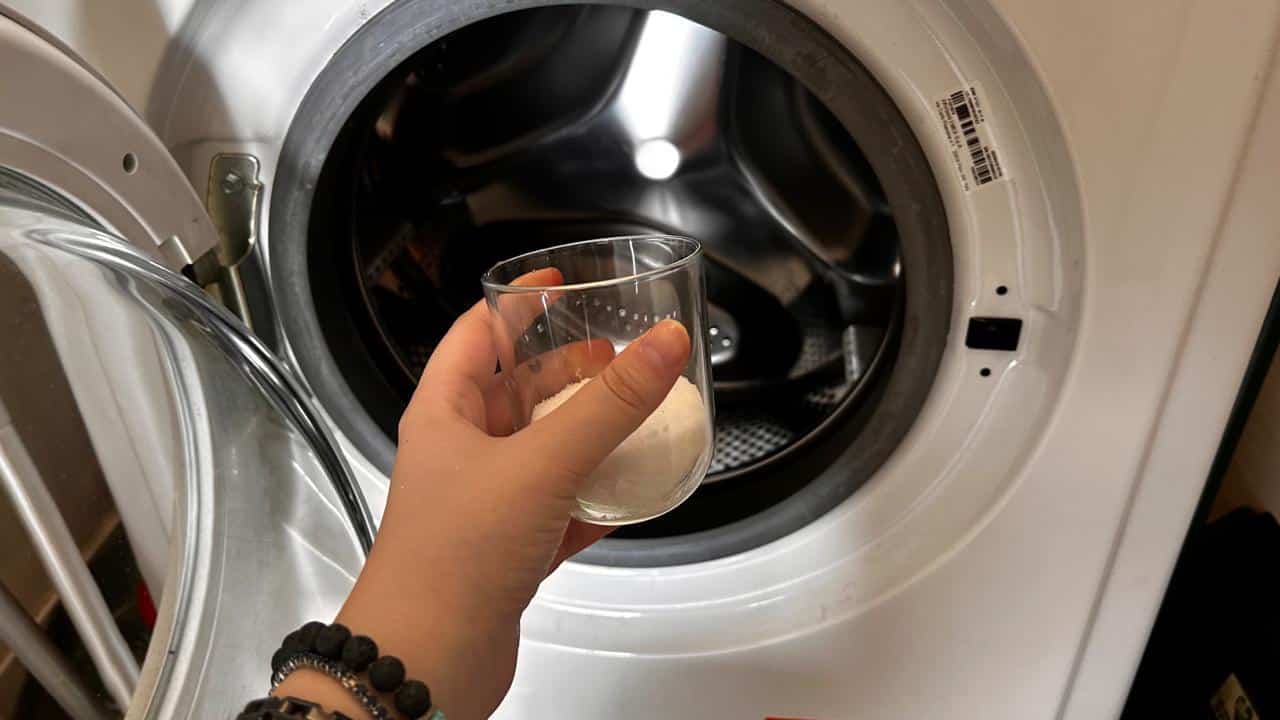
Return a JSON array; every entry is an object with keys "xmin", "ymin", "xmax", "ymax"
[{"xmin": 0, "ymin": 9, "xmax": 372, "ymax": 719}]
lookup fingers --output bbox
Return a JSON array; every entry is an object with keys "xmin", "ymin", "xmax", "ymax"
[
  {"xmin": 482, "ymin": 337, "xmax": 615, "ymax": 436},
  {"xmin": 514, "ymin": 319, "xmax": 691, "ymax": 486},
  {"xmin": 408, "ymin": 267, "xmax": 563, "ymax": 429},
  {"xmin": 548, "ymin": 520, "xmax": 614, "ymax": 572},
  {"xmin": 407, "ymin": 301, "xmax": 493, "ymax": 429},
  {"xmin": 490, "ymin": 270, "xmax": 565, "ymax": 337}
]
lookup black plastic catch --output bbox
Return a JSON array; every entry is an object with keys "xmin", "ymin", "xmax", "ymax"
[{"xmin": 965, "ymin": 317, "xmax": 1022, "ymax": 351}]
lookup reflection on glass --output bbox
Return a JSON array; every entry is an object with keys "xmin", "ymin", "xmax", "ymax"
[{"xmin": 0, "ymin": 177, "xmax": 368, "ymax": 719}]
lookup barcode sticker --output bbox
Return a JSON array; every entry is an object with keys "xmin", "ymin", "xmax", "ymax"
[{"xmin": 935, "ymin": 83, "xmax": 1005, "ymax": 192}]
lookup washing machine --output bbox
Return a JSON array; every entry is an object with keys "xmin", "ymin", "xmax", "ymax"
[{"xmin": 2, "ymin": 0, "xmax": 1280, "ymax": 718}]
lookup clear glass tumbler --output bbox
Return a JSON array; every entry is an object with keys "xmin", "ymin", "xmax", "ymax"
[{"xmin": 482, "ymin": 235, "xmax": 715, "ymax": 525}]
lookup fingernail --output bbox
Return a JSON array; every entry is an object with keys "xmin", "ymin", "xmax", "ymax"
[{"xmin": 635, "ymin": 319, "xmax": 690, "ymax": 372}]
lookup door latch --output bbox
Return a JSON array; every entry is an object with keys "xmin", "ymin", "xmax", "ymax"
[{"xmin": 194, "ymin": 154, "xmax": 264, "ymax": 326}]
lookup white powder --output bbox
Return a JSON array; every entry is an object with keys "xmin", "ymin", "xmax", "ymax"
[{"xmin": 531, "ymin": 375, "xmax": 710, "ymax": 522}]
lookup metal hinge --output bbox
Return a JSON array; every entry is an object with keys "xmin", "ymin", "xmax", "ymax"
[{"xmin": 191, "ymin": 154, "xmax": 264, "ymax": 327}]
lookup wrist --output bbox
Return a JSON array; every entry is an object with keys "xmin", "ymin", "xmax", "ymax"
[
  {"xmin": 269, "ymin": 614, "xmax": 455, "ymax": 720},
  {"xmin": 273, "ymin": 669, "xmax": 377, "ymax": 720},
  {"xmin": 336, "ymin": 570, "xmax": 518, "ymax": 720},
  {"xmin": 270, "ymin": 671, "xmax": 371, "ymax": 717}
]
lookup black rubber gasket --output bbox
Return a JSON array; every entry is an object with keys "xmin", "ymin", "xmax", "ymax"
[{"xmin": 269, "ymin": 0, "xmax": 953, "ymax": 566}]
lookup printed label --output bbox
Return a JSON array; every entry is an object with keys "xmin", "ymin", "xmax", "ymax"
[{"xmin": 935, "ymin": 83, "xmax": 1005, "ymax": 192}]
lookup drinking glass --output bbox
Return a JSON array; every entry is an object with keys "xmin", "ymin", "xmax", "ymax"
[{"xmin": 482, "ymin": 235, "xmax": 714, "ymax": 525}]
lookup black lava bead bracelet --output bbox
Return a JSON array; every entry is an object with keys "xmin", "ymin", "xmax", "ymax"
[{"xmin": 272, "ymin": 622, "xmax": 439, "ymax": 720}]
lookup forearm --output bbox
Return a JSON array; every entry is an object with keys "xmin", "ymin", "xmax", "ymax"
[{"xmin": 272, "ymin": 531, "xmax": 520, "ymax": 720}]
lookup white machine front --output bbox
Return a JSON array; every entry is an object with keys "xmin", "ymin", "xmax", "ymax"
[{"xmin": 3, "ymin": 1, "xmax": 1280, "ymax": 718}]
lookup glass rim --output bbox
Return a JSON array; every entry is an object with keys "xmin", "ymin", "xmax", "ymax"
[{"xmin": 480, "ymin": 234, "xmax": 703, "ymax": 293}]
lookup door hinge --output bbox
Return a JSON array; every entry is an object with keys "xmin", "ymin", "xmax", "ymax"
[{"xmin": 193, "ymin": 153, "xmax": 264, "ymax": 327}]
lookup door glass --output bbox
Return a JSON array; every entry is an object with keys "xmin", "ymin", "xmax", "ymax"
[{"xmin": 0, "ymin": 170, "xmax": 370, "ymax": 719}]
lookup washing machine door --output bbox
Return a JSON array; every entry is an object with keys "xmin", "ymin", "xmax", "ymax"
[{"xmin": 0, "ymin": 9, "xmax": 372, "ymax": 720}]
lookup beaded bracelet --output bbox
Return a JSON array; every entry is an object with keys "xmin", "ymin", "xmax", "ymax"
[
  {"xmin": 238, "ymin": 695, "xmax": 356, "ymax": 719},
  {"xmin": 271, "ymin": 622, "xmax": 442, "ymax": 720},
  {"xmin": 270, "ymin": 653, "xmax": 398, "ymax": 720}
]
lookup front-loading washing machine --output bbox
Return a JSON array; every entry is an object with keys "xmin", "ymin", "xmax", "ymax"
[{"xmin": 2, "ymin": 1, "xmax": 1280, "ymax": 718}]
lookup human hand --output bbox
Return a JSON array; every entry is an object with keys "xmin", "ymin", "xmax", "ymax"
[{"xmin": 278, "ymin": 268, "xmax": 691, "ymax": 719}]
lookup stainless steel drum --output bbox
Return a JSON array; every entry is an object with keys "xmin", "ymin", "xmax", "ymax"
[{"xmin": 268, "ymin": 4, "xmax": 952, "ymax": 563}]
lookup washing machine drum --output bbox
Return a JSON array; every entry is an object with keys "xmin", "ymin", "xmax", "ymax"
[
  {"xmin": 271, "ymin": 2, "xmax": 951, "ymax": 563},
  {"xmin": 0, "ymin": 11, "xmax": 368, "ymax": 718}
]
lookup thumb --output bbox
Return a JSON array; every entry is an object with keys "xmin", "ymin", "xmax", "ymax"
[{"xmin": 515, "ymin": 319, "xmax": 691, "ymax": 485}]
